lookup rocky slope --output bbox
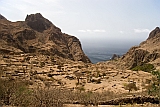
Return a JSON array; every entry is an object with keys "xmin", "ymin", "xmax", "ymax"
[
  {"xmin": 119, "ymin": 27, "xmax": 160, "ymax": 69},
  {"xmin": 0, "ymin": 13, "xmax": 90, "ymax": 63},
  {"xmin": 0, "ymin": 14, "xmax": 7, "ymax": 20}
]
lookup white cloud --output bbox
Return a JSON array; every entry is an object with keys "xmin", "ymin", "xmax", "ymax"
[
  {"xmin": 86, "ymin": 30, "xmax": 92, "ymax": 33},
  {"xmin": 134, "ymin": 29, "xmax": 150, "ymax": 33},
  {"xmin": 93, "ymin": 30, "xmax": 106, "ymax": 32},
  {"xmin": 78, "ymin": 30, "xmax": 86, "ymax": 32},
  {"xmin": 119, "ymin": 31, "xmax": 124, "ymax": 34},
  {"xmin": 78, "ymin": 29, "xmax": 106, "ymax": 33}
]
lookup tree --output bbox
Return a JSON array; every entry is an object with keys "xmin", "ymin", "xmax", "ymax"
[{"xmin": 74, "ymin": 72, "xmax": 82, "ymax": 85}]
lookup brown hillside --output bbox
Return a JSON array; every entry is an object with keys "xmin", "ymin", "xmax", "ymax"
[
  {"xmin": 0, "ymin": 13, "xmax": 91, "ymax": 63},
  {"xmin": 119, "ymin": 27, "xmax": 160, "ymax": 69}
]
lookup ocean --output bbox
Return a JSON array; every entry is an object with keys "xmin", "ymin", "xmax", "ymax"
[{"xmin": 83, "ymin": 47, "xmax": 129, "ymax": 63}]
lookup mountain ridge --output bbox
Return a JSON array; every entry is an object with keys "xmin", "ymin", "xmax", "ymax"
[
  {"xmin": 0, "ymin": 13, "xmax": 91, "ymax": 63},
  {"xmin": 114, "ymin": 27, "xmax": 160, "ymax": 69}
]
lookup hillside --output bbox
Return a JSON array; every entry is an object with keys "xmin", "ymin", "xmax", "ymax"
[
  {"xmin": 0, "ymin": 14, "xmax": 159, "ymax": 107},
  {"xmin": 110, "ymin": 27, "xmax": 160, "ymax": 70},
  {"xmin": 0, "ymin": 13, "xmax": 91, "ymax": 63}
]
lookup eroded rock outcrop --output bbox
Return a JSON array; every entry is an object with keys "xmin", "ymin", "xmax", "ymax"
[{"xmin": 0, "ymin": 13, "xmax": 91, "ymax": 63}]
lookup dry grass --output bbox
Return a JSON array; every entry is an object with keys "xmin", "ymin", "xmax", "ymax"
[
  {"xmin": 64, "ymin": 103, "xmax": 160, "ymax": 107},
  {"xmin": 114, "ymin": 103, "xmax": 160, "ymax": 107}
]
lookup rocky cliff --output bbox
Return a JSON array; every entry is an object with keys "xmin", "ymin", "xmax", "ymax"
[
  {"xmin": 119, "ymin": 27, "xmax": 160, "ymax": 69},
  {"xmin": 0, "ymin": 13, "xmax": 91, "ymax": 63}
]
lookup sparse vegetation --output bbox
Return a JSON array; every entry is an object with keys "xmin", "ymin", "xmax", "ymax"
[
  {"xmin": 77, "ymin": 86, "xmax": 85, "ymax": 92},
  {"xmin": 91, "ymin": 78, "xmax": 101, "ymax": 84},
  {"xmin": 131, "ymin": 64, "xmax": 154, "ymax": 72},
  {"xmin": 124, "ymin": 82, "xmax": 138, "ymax": 92},
  {"xmin": 40, "ymin": 61, "xmax": 45, "ymax": 68},
  {"xmin": 0, "ymin": 53, "xmax": 159, "ymax": 106},
  {"xmin": 0, "ymin": 77, "xmax": 125, "ymax": 107},
  {"xmin": 147, "ymin": 70, "xmax": 160, "ymax": 100},
  {"xmin": 0, "ymin": 78, "xmax": 33, "ymax": 106},
  {"xmin": 1, "ymin": 73, "xmax": 150, "ymax": 107}
]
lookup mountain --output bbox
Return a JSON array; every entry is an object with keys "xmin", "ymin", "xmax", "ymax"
[
  {"xmin": 0, "ymin": 13, "xmax": 91, "ymax": 63},
  {"xmin": 119, "ymin": 27, "xmax": 160, "ymax": 69},
  {"xmin": 0, "ymin": 14, "xmax": 7, "ymax": 20}
]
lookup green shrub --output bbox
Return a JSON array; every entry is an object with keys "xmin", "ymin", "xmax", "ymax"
[
  {"xmin": 148, "ymin": 70, "xmax": 160, "ymax": 100},
  {"xmin": 131, "ymin": 64, "xmax": 154, "ymax": 72},
  {"xmin": 124, "ymin": 82, "xmax": 138, "ymax": 92}
]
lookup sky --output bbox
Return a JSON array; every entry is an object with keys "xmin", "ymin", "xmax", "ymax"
[{"xmin": 1, "ymin": 0, "xmax": 160, "ymax": 49}]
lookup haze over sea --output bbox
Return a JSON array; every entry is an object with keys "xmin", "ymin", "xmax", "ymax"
[
  {"xmin": 81, "ymin": 39, "xmax": 144, "ymax": 64},
  {"xmin": 83, "ymin": 47, "xmax": 128, "ymax": 63}
]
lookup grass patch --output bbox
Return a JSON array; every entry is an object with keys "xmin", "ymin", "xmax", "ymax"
[{"xmin": 131, "ymin": 64, "xmax": 154, "ymax": 72}]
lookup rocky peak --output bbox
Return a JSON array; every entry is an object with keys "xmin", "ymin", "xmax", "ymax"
[
  {"xmin": 25, "ymin": 13, "xmax": 43, "ymax": 20},
  {"xmin": 25, "ymin": 13, "xmax": 52, "ymax": 32},
  {"xmin": 147, "ymin": 27, "xmax": 160, "ymax": 40},
  {"xmin": 0, "ymin": 14, "xmax": 7, "ymax": 20}
]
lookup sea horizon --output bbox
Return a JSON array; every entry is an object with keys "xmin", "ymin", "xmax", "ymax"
[{"xmin": 83, "ymin": 47, "xmax": 129, "ymax": 63}]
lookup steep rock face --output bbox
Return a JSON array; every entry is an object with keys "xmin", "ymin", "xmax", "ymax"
[
  {"xmin": 0, "ymin": 13, "xmax": 91, "ymax": 63},
  {"xmin": 64, "ymin": 34, "xmax": 91, "ymax": 63},
  {"xmin": 120, "ymin": 27, "xmax": 160, "ymax": 69}
]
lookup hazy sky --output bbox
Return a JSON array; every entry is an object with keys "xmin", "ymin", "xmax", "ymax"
[{"xmin": 1, "ymin": 0, "xmax": 160, "ymax": 49}]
